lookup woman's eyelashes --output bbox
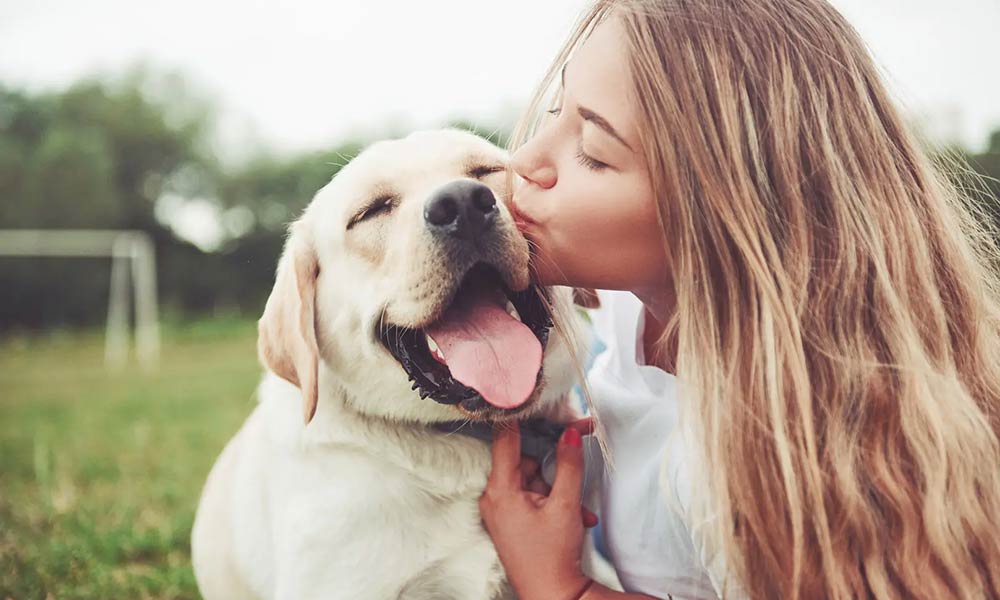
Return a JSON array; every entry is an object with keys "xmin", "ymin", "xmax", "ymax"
[
  {"xmin": 575, "ymin": 143, "xmax": 610, "ymax": 171},
  {"xmin": 547, "ymin": 107, "xmax": 611, "ymax": 172}
]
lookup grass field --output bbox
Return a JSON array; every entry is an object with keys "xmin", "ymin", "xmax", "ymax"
[{"xmin": 0, "ymin": 318, "xmax": 262, "ymax": 599}]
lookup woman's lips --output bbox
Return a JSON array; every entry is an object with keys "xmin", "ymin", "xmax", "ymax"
[{"xmin": 508, "ymin": 199, "xmax": 537, "ymax": 232}]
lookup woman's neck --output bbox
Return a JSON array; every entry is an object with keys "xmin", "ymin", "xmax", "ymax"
[
  {"xmin": 632, "ymin": 285, "xmax": 674, "ymax": 323},
  {"xmin": 632, "ymin": 285, "xmax": 678, "ymax": 373}
]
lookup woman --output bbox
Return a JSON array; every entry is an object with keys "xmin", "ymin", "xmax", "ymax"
[{"xmin": 477, "ymin": 1, "xmax": 1000, "ymax": 599}]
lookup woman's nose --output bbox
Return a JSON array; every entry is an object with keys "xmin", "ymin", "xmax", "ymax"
[{"xmin": 511, "ymin": 143, "xmax": 557, "ymax": 190}]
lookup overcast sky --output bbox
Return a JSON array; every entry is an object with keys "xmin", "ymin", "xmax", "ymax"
[{"xmin": 2, "ymin": 0, "xmax": 998, "ymax": 158}]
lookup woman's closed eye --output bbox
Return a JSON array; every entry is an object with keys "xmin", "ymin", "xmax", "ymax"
[
  {"xmin": 547, "ymin": 108, "xmax": 612, "ymax": 171},
  {"xmin": 575, "ymin": 143, "xmax": 610, "ymax": 171}
]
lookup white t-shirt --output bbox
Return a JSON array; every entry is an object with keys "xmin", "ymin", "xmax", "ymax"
[{"xmin": 585, "ymin": 289, "xmax": 729, "ymax": 600}]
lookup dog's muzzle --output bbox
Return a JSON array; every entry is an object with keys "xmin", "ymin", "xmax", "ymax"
[
  {"xmin": 424, "ymin": 180, "xmax": 498, "ymax": 242},
  {"xmin": 378, "ymin": 263, "xmax": 553, "ymax": 417}
]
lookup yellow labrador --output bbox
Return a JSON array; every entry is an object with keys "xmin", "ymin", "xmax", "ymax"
[{"xmin": 190, "ymin": 129, "xmax": 595, "ymax": 600}]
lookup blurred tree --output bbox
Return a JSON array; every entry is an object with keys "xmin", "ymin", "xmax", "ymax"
[
  {"xmin": 7, "ymin": 64, "xmax": 990, "ymax": 335},
  {"xmin": 970, "ymin": 130, "xmax": 1000, "ymax": 205},
  {"xmin": 0, "ymin": 68, "xmax": 221, "ymax": 330},
  {"xmin": 0, "ymin": 68, "xmax": 375, "ymax": 330},
  {"xmin": 217, "ymin": 143, "xmax": 363, "ymax": 234},
  {"xmin": 24, "ymin": 124, "xmax": 120, "ymax": 228},
  {"xmin": 939, "ymin": 130, "xmax": 1000, "ymax": 241}
]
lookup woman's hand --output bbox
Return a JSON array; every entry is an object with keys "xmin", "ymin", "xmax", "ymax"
[{"xmin": 479, "ymin": 419, "xmax": 598, "ymax": 600}]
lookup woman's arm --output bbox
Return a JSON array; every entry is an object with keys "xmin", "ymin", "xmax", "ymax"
[{"xmin": 479, "ymin": 422, "xmax": 666, "ymax": 600}]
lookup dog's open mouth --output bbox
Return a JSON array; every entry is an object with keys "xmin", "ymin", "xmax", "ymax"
[{"xmin": 379, "ymin": 263, "xmax": 553, "ymax": 413}]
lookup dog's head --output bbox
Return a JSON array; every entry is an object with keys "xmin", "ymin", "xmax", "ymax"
[{"xmin": 258, "ymin": 129, "xmax": 588, "ymax": 425}]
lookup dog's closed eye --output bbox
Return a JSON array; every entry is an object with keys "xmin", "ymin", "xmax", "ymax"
[
  {"xmin": 467, "ymin": 164, "xmax": 505, "ymax": 179},
  {"xmin": 347, "ymin": 193, "xmax": 398, "ymax": 229}
]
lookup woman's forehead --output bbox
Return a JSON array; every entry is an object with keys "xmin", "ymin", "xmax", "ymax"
[{"xmin": 563, "ymin": 17, "xmax": 640, "ymax": 150}]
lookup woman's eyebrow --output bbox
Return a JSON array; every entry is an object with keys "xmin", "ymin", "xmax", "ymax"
[
  {"xmin": 577, "ymin": 106, "xmax": 634, "ymax": 152},
  {"xmin": 560, "ymin": 62, "xmax": 635, "ymax": 153}
]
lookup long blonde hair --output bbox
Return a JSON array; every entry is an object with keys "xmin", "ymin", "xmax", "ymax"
[{"xmin": 511, "ymin": 1, "xmax": 1000, "ymax": 598}]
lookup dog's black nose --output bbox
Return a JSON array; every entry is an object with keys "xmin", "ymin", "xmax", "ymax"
[{"xmin": 424, "ymin": 180, "xmax": 497, "ymax": 240}]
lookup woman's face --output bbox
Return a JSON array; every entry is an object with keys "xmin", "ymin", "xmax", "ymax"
[{"xmin": 509, "ymin": 16, "xmax": 667, "ymax": 291}]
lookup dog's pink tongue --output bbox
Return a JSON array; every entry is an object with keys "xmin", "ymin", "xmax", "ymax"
[{"xmin": 426, "ymin": 287, "xmax": 542, "ymax": 409}]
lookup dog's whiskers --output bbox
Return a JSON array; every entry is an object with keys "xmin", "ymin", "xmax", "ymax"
[
  {"xmin": 485, "ymin": 126, "xmax": 505, "ymax": 146},
  {"xmin": 522, "ymin": 238, "xmax": 571, "ymax": 286},
  {"xmin": 451, "ymin": 416, "xmax": 474, "ymax": 436},
  {"xmin": 325, "ymin": 149, "xmax": 359, "ymax": 171}
]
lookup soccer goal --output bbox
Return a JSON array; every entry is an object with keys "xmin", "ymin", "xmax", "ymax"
[{"xmin": 0, "ymin": 229, "xmax": 160, "ymax": 370}]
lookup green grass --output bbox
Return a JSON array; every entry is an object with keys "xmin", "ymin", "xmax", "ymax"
[{"xmin": 0, "ymin": 318, "xmax": 262, "ymax": 599}]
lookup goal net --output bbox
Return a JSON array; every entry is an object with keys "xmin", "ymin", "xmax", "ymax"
[{"xmin": 0, "ymin": 229, "xmax": 160, "ymax": 370}]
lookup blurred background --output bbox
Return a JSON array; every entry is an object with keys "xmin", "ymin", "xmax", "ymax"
[{"xmin": 1, "ymin": 0, "xmax": 998, "ymax": 597}]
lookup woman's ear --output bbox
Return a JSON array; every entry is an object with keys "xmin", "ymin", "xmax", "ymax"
[
  {"xmin": 572, "ymin": 288, "xmax": 601, "ymax": 309},
  {"xmin": 258, "ymin": 222, "xmax": 320, "ymax": 423}
]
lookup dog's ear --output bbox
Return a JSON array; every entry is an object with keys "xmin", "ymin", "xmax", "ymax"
[
  {"xmin": 572, "ymin": 288, "xmax": 601, "ymax": 309},
  {"xmin": 258, "ymin": 222, "xmax": 320, "ymax": 423}
]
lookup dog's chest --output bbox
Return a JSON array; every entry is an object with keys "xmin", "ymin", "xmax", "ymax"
[{"xmin": 272, "ymin": 447, "xmax": 508, "ymax": 599}]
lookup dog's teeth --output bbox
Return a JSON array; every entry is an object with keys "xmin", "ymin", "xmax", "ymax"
[
  {"xmin": 425, "ymin": 334, "xmax": 446, "ymax": 361},
  {"xmin": 505, "ymin": 300, "xmax": 522, "ymax": 322}
]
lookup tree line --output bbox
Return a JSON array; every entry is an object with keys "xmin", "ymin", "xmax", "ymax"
[{"xmin": 0, "ymin": 68, "xmax": 996, "ymax": 332}]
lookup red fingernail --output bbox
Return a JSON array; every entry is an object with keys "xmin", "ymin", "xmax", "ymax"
[{"xmin": 563, "ymin": 426, "xmax": 582, "ymax": 448}]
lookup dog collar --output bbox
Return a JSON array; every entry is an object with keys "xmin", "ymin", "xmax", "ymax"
[{"xmin": 431, "ymin": 418, "xmax": 566, "ymax": 462}]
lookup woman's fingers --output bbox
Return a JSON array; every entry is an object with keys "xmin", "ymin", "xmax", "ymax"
[
  {"xmin": 528, "ymin": 471, "xmax": 598, "ymax": 527},
  {"xmin": 566, "ymin": 416, "xmax": 595, "ymax": 436},
  {"xmin": 526, "ymin": 472, "xmax": 551, "ymax": 496},
  {"xmin": 486, "ymin": 420, "xmax": 599, "ymax": 539},
  {"xmin": 521, "ymin": 454, "xmax": 548, "ymax": 495},
  {"xmin": 519, "ymin": 457, "xmax": 541, "ymax": 485},
  {"xmin": 489, "ymin": 421, "xmax": 522, "ymax": 490},
  {"xmin": 550, "ymin": 426, "xmax": 585, "ymax": 504}
]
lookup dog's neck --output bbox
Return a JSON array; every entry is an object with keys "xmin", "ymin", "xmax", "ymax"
[
  {"xmin": 311, "ymin": 389, "xmax": 563, "ymax": 469},
  {"xmin": 263, "ymin": 372, "xmax": 568, "ymax": 493},
  {"xmin": 267, "ymin": 374, "xmax": 493, "ymax": 493},
  {"xmin": 432, "ymin": 419, "xmax": 565, "ymax": 462}
]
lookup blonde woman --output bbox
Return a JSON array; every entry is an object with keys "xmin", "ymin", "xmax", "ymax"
[{"xmin": 477, "ymin": 1, "xmax": 1000, "ymax": 599}]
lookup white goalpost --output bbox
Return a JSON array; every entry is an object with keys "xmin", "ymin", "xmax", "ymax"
[{"xmin": 0, "ymin": 229, "xmax": 160, "ymax": 370}]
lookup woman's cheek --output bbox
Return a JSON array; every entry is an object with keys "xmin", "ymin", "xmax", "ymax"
[
  {"xmin": 531, "ymin": 228, "xmax": 571, "ymax": 286},
  {"xmin": 545, "ymin": 210, "xmax": 600, "ymax": 286}
]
